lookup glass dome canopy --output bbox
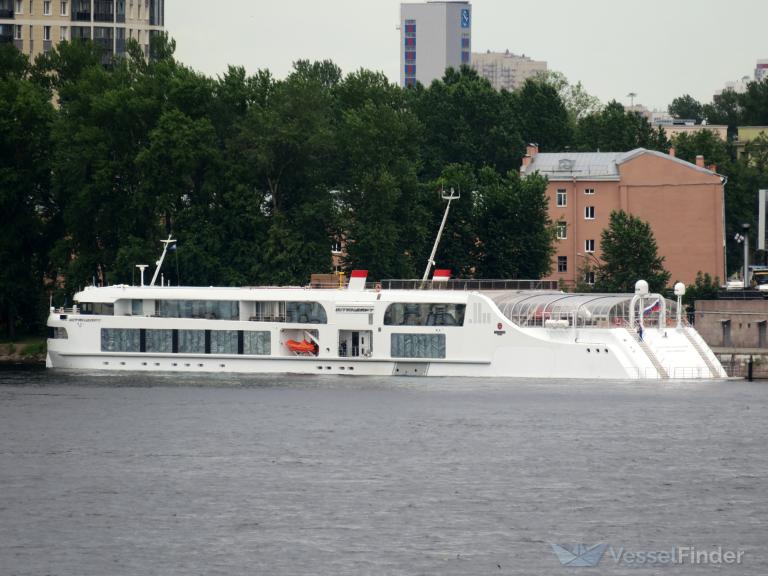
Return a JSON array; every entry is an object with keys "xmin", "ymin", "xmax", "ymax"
[{"xmin": 489, "ymin": 291, "xmax": 677, "ymax": 328}]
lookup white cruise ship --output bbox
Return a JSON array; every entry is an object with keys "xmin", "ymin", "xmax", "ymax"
[{"xmin": 46, "ymin": 270, "xmax": 726, "ymax": 380}]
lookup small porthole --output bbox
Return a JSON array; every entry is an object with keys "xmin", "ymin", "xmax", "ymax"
[
  {"xmin": 586, "ymin": 348, "xmax": 591, "ymax": 353},
  {"xmin": 604, "ymin": 348, "xmax": 608, "ymax": 353},
  {"xmin": 339, "ymin": 366, "xmax": 345, "ymax": 370},
  {"xmin": 141, "ymin": 362, "xmax": 147, "ymax": 366},
  {"xmin": 120, "ymin": 361, "xmax": 126, "ymax": 365},
  {"xmin": 184, "ymin": 363, "xmax": 191, "ymax": 367},
  {"xmin": 103, "ymin": 361, "xmax": 109, "ymax": 365},
  {"xmin": 317, "ymin": 366, "xmax": 323, "ymax": 370},
  {"xmin": 219, "ymin": 364, "xmax": 225, "ymax": 368},
  {"xmin": 596, "ymin": 349, "xmax": 600, "ymax": 354},
  {"xmin": 198, "ymin": 363, "xmax": 204, "ymax": 367},
  {"xmin": 154, "ymin": 362, "xmax": 160, "ymax": 366},
  {"xmin": 325, "ymin": 366, "xmax": 331, "ymax": 370},
  {"xmin": 349, "ymin": 366, "xmax": 354, "ymax": 371}
]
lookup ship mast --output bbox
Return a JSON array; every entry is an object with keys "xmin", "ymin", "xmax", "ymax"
[
  {"xmin": 149, "ymin": 235, "xmax": 176, "ymax": 287},
  {"xmin": 421, "ymin": 187, "xmax": 460, "ymax": 287}
]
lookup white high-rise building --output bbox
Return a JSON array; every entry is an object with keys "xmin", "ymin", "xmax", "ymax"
[{"xmin": 400, "ymin": 1, "xmax": 471, "ymax": 88}]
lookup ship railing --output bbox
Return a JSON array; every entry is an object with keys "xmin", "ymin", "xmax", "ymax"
[
  {"xmin": 622, "ymin": 365, "xmax": 713, "ymax": 379},
  {"xmin": 52, "ymin": 306, "xmax": 78, "ymax": 315},
  {"xmin": 377, "ymin": 279, "xmax": 561, "ymax": 291}
]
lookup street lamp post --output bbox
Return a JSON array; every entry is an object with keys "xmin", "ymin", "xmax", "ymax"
[{"xmin": 742, "ymin": 223, "xmax": 751, "ymax": 288}]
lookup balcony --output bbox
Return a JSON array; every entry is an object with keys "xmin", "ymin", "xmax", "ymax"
[
  {"xmin": 72, "ymin": 10, "xmax": 90, "ymax": 21},
  {"xmin": 0, "ymin": 10, "xmax": 13, "ymax": 18}
]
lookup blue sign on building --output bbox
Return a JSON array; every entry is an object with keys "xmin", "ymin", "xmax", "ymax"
[{"xmin": 461, "ymin": 8, "xmax": 470, "ymax": 28}]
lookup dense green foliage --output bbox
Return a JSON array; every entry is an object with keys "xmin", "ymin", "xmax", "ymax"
[
  {"xmin": 595, "ymin": 211, "xmax": 671, "ymax": 293},
  {"xmin": 0, "ymin": 38, "xmax": 560, "ymax": 336},
  {"xmin": 668, "ymin": 94, "xmax": 704, "ymax": 124},
  {"xmin": 4, "ymin": 34, "xmax": 768, "ymax": 336}
]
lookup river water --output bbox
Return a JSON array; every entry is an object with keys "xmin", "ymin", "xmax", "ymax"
[{"xmin": 0, "ymin": 368, "xmax": 766, "ymax": 575}]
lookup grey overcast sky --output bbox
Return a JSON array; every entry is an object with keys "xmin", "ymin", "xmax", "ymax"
[{"xmin": 167, "ymin": 0, "xmax": 767, "ymax": 111}]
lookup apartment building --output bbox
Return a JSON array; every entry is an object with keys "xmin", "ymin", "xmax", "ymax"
[
  {"xmin": 520, "ymin": 145, "xmax": 725, "ymax": 287},
  {"xmin": 0, "ymin": 0, "xmax": 164, "ymax": 62},
  {"xmin": 471, "ymin": 49, "xmax": 546, "ymax": 91},
  {"xmin": 400, "ymin": 1, "xmax": 471, "ymax": 88}
]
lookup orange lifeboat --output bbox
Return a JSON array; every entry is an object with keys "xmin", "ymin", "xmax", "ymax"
[{"xmin": 286, "ymin": 339, "xmax": 317, "ymax": 355}]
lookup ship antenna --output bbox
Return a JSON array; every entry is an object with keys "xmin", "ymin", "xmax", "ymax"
[
  {"xmin": 421, "ymin": 186, "xmax": 460, "ymax": 288},
  {"xmin": 149, "ymin": 235, "xmax": 176, "ymax": 287}
]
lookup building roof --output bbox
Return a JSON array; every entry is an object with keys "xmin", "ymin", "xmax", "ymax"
[{"xmin": 523, "ymin": 148, "xmax": 719, "ymax": 181}]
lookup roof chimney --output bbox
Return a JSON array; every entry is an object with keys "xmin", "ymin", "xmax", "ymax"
[
  {"xmin": 668, "ymin": 147, "xmax": 675, "ymax": 158},
  {"xmin": 695, "ymin": 155, "xmax": 705, "ymax": 168},
  {"xmin": 521, "ymin": 155, "xmax": 532, "ymax": 172},
  {"xmin": 526, "ymin": 143, "xmax": 539, "ymax": 158},
  {"xmin": 707, "ymin": 164, "xmax": 718, "ymax": 172}
]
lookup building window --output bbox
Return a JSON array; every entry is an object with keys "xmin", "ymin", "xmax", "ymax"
[
  {"xmin": 556, "ymin": 189, "xmax": 567, "ymax": 207},
  {"xmin": 404, "ymin": 64, "xmax": 415, "ymax": 76},
  {"xmin": 43, "ymin": 25, "xmax": 51, "ymax": 40},
  {"xmin": 585, "ymin": 206, "xmax": 595, "ymax": 219},
  {"xmin": 557, "ymin": 256, "xmax": 568, "ymax": 273},
  {"xmin": 59, "ymin": 25, "xmax": 67, "ymax": 40},
  {"xmin": 585, "ymin": 239, "xmax": 595, "ymax": 252},
  {"xmin": 15, "ymin": 0, "xmax": 21, "ymax": 13},
  {"xmin": 331, "ymin": 242, "xmax": 342, "ymax": 254},
  {"xmin": 405, "ymin": 77, "xmax": 416, "ymax": 88},
  {"xmin": 404, "ymin": 36, "xmax": 415, "ymax": 47},
  {"xmin": 461, "ymin": 51, "xmax": 470, "ymax": 64},
  {"xmin": 556, "ymin": 221, "xmax": 567, "ymax": 240},
  {"xmin": 60, "ymin": 0, "xmax": 67, "ymax": 15},
  {"xmin": 461, "ymin": 37, "xmax": 470, "ymax": 48},
  {"xmin": 584, "ymin": 187, "xmax": 595, "ymax": 195},
  {"xmin": 404, "ymin": 21, "xmax": 416, "ymax": 36},
  {"xmin": 43, "ymin": 0, "xmax": 50, "ymax": 14},
  {"xmin": 14, "ymin": 24, "xmax": 21, "ymax": 39},
  {"xmin": 404, "ymin": 50, "xmax": 416, "ymax": 62},
  {"xmin": 28, "ymin": 0, "xmax": 32, "ymax": 14},
  {"xmin": 584, "ymin": 271, "xmax": 596, "ymax": 285},
  {"xmin": 759, "ymin": 321, "xmax": 767, "ymax": 348}
]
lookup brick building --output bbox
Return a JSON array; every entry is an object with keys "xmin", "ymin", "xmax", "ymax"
[{"xmin": 520, "ymin": 145, "xmax": 726, "ymax": 287}]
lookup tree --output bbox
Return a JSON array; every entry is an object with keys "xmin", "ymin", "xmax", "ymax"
[
  {"xmin": 703, "ymin": 89, "xmax": 742, "ymax": 138},
  {"xmin": 740, "ymin": 78, "xmax": 768, "ymax": 126},
  {"xmin": 668, "ymin": 94, "xmax": 704, "ymax": 124},
  {"xmin": 0, "ymin": 45, "xmax": 55, "ymax": 336},
  {"xmin": 595, "ymin": 210, "xmax": 670, "ymax": 293},
  {"xmin": 474, "ymin": 169, "xmax": 554, "ymax": 278},
  {"xmin": 513, "ymin": 77, "xmax": 574, "ymax": 152},
  {"xmin": 671, "ymin": 130, "xmax": 730, "ymax": 168},
  {"xmin": 575, "ymin": 101, "xmax": 669, "ymax": 152},
  {"xmin": 412, "ymin": 66, "xmax": 524, "ymax": 178},
  {"xmin": 532, "ymin": 70, "xmax": 602, "ymax": 122}
]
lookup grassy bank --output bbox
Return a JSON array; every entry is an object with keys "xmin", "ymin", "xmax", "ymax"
[{"xmin": 0, "ymin": 337, "xmax": 47, "ymax": 365}]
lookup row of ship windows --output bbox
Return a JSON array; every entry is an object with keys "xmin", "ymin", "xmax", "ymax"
[
  {"xmin": 98, "ymin": 329, "xmax": 446, "ymax": 359},
  {"xmin": 101, "ymin": 328, "xmax": 271, "ymax": 355},
  {"xmin": 78, "ymin": 301, "xmax": 466, "ymax": 326}
]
